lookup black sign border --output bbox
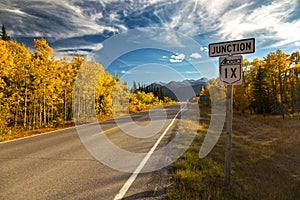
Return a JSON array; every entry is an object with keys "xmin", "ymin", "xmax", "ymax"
[{"xmin": 209, "ymin": 38, "xmax": 255, "ymax": 57}]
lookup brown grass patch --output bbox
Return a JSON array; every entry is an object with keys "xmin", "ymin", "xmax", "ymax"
[
  {"xmin": 0, "ymin": 121, "xmax": 74, "ymax": 142},
  {"xmin": 169, "ymin": 106, "xmax": 300, "ymax": 199}
]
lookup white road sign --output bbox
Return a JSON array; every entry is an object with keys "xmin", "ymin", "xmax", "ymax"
[
  {"xmin": 208, "ymin": 38, "xmax": 254, "ymax": 185},
  {"xmin": 209, "ymin": 38, "xmax": 255, "ymax": 57},
  {"xmin": 219, "ymin": 55, "xmax": 243, "ymax": 85}
]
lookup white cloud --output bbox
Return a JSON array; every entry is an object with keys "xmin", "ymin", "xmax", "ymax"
[
  {"xmin": 162, "ymin": 0, "xmax": 249, "ymax": 36},
  {"xmin": 200, "ymin": 47, "xmax": 208, "ymax": 52},
  {"xmin": 189, "ymin": 53, "xmax": 202, "ymax": 59},
  {"xmin": 296, "ymin": 42, "xmax": 300, "ymax": 47},
  {"xmin": 52, "ymin": 50, "xmax": 93, "ymax": 60},
  {"xmin": 92, "ymin": 43, "xmax": 104, "ymax": 51},
  {"xmin": 198, "ymin": 0, "xmax": 234, "ymax": 17},
  {"xmin": 217, "ymin": 0, "xmax": 300, "ymax": 47},
  {"xmin": 183, "ymin": 71, "xmax": 199, "ymax": 74},
  {"xmin": 56, "ymin": 43, "xmax": 103, "ymax": 51},
  {"xmin": 1, "ymin": 8, "xmax": 27, "ymax": 15},
  {"xmin": 0, "ymin": 0, "xmax": 119, "ymax": 38},
  {"xmin": 2, "ymin": 0, "xmax": 300, "ymax": 53},
  {"xmin": 109, "ymin": 12, "xmax": 118, "ymax": 20},
  {"xmin": 170, "ymin": 53, "xmax": 185, "ymax": 63},
  {"xmin": 169, "ymin": 59, "xmax": 181, "ymax": 63},
  {"xmin": 160, "ymin": 0, "xmax": 300, "ymax": 48},
  {"xmin": 121, "ymin": 70, "xmax": 132, "ymax": 74},
  {"xmin": 162, "ymin": 55, "xmax": 168, "ymax": 59}
]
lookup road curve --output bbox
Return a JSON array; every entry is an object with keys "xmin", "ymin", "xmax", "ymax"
[{"xmin": 0, "ymin": 104, "xmax": 183, "ymax": 200}]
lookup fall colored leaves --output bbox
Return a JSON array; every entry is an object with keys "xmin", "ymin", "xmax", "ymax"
[{"xmin": 0, "ymin": 38, "xmax": 174, "ymax": 138}]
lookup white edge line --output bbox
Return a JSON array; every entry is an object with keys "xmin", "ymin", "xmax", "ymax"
[
  {"xmin": 113, "ymin": 108, "xmax": 182, "ymax": 200},
  {"xmin": 0, "ymin": 104, "xmax": 181, "ymax": 144}
]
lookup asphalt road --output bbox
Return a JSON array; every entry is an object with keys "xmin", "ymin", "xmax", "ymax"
[{"xmin": 0, "ymin": 104, "xmax": 184, "ymax": 200}]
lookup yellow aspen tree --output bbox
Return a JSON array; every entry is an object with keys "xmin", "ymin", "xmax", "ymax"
[
  {"xmin": 32, "ymin": 38, "xmax": 54, "ymax": 127},
  {"xmin": 265, "ymin": 50, "xmax": 289, "ymax": 118},
  {"xmin": 0, "ymin": 40, "xmax": 13, "ymax": 134},
  {"xmin": 95, "ymin": 67, "xmax": 115, "ymax": 118},
  {"xmin": 5, "ymin": 41, "xmax": 32, "ymax": 129},
  {"xmin": 112, "ymin": 80, "xmax": 130, "ymax": 116}
]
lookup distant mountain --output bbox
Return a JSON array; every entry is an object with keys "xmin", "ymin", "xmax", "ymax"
[{"xmin": 148, "ymin": 78, "xmax": 208, "ymax": 101}]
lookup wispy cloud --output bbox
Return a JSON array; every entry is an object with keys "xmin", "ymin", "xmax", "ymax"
[
  {"xmin": 183, "ymin": 71, "xmax": 199, "ymax": 74},
  {"xmin": 217, "ymin": 0, "xmax": 300, "ymax": 47},
  {"xmin": 56, "ymin": 43, "xmax": 103, "ymax": 52},
  {"xmin": 0, "ymin": 0, "xmax": 117, "ymax": 38},
  {"xmin": 159, "ymin": 0, "xmax": 300, "ymax": 48},
  {"xmin": 1, "ymin": 8, "xmax": 27, "ymax": 15},
  {"xmin": 1, "ymin": 0, "xmax": 299, "ymax": 58}
]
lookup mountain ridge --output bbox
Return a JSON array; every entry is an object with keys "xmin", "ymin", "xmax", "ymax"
[{"xmin": 148, "ymin": 77, "xmax": 208, "ymax": 100}]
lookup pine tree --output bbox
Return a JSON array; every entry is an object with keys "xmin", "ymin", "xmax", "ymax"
[
  {"xmin": 1, "ymin": 25, "xmax": 10, "ymax": 41},
  {"xmin": 252, "ymin": 66, "xmax": 270, "ymax": 114},
  {"xmin": 132, "ymin": 81, "xmax": 137, "ymax": 93}
]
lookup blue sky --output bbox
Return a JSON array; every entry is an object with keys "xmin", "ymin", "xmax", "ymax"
[{"xmin": 1, "ymin": 0, "xmax": 300, "ymax": 85}]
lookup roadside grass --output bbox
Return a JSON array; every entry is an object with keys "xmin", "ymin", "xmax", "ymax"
[
  {"xmin": 0, "ymin": 121, "xmax": 74, "ymax": 142},
  {"xmin": 168, "ymin": 105, "xmax": 300, "ymax": 199}
]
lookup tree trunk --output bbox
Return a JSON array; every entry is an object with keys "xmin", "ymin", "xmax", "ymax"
[
  {"xmin": 24, "ymin": 86, "xmax": 27, "ymax": 129},
  {"xmin": 33, "ymin": 103, "xmax": 36, "ymax": 130},
  {"xmin": 43, "ymin": 85, "xmax": 46, "ymax": 126},
  {"xmin": 64, "ymin": 88, "xmax": 67, "ymax": 122},
  {"xmin": 279, "ymin": 69, "xmax": 285, "ymax": 119}
]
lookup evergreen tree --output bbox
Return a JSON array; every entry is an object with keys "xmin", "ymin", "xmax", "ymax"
[
  {"xmin": 1, "ymin": 25, "xmax": 10, "ymax": 41},
  {"xmin": 158, "ymin": 87, "xmax": 164, "ymax": 100},
  {"xmin": 252, "ymin": 66, "xmax": 271, "ymax": 114},
  {"xmin": 132, "ymin": 81, "xmax": 137, "ymax": 93}
]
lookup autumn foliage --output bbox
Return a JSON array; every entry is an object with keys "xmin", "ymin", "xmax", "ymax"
[
  {"xmin": 202, "ymin": 50, "xmax": 300, "ymax": 117},
  {"xmin": 0, "ymin": 38, "xmax": 174, "ymax": 140},
  {"xmin": 0, "ymin": 39, "xmax": 82, "ymax": 137}
]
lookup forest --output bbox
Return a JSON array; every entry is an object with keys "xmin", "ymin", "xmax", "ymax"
[
  {"xmin": 203, "ymin": 50, "xmax": 300, "ymax": 118},
  {"xmin": 0, "ymin": 31, "xmax": 174, "ymax": 140}
]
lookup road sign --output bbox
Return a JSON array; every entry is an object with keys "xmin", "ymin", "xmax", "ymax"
[
  {"xmin": 208, "ymin": 38, "xmax": 255, "ymax": 186},
  {"xmin": 209, "ymin": 38, "xmax": 255, "ymax": 57},
  {"xmin": 219, "ymin": 55, "xmax": 242, "ymax": 85}
]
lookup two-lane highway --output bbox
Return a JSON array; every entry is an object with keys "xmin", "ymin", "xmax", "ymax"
[{"xmin": 0, "ymin": 104, "xmax": 186, "ymax": 200}]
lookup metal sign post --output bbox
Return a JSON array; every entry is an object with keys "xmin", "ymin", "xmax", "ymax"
[
  {"xmin": 225, "ymin": 84, "xmax": 233, "ymax": 185},
  {"xmin": 208, "ymin": 38, "xmax": 255, "ymax": 186},
  {"xmin": 219, "ymin": 55, "xmax": 242, "ymax": 185}
]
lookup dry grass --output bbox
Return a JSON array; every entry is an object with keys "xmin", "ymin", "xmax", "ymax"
[
  {"xmin": 169, "ymin": 105, "xmax": 300, "ymax": 200},
  {"xmin": 0, "ymin": 121, "xmax": 74, "ymax": 142},
  {"xmin": 231, "ymin": 113, "xmax": 300, "ymax": 199},
  {"xmin": 0, "ymin": 127, "xmax": 58, "ymax": 141}
]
